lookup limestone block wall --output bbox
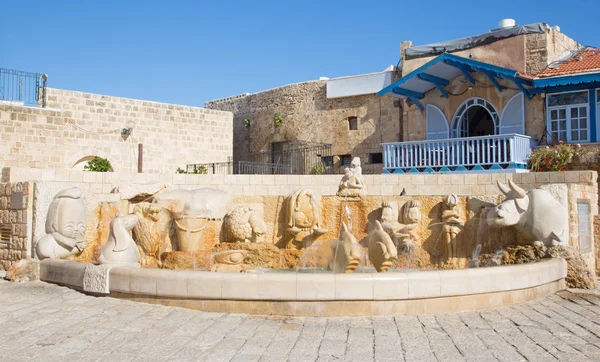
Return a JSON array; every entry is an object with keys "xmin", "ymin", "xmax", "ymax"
[
  {"xmin": 526, "ymin": 27, "xmax": 580, "ymax": 75},
  {"xmin": 0, "ymin": 180, "xmax": 34, "ymax": 269},
  {"xmin": 205, "ymin": 80, "xmax": 400, "ymax": 174},
  {"xmin": 0, "ymin": 88, "xmax": 233, "ymax": 173}
]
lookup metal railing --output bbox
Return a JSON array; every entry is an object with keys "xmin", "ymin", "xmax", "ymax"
[
  {"xmin": 187, "ymin": 143, "xmax": 334, "ymax": 175},
  {"xmin": 0, "ymin": 68, "xmax": 47, "ymax": 107},
  {"xmin": 382, "ymin": 134, "xmax": 538, "ymax": 172},
  {"xmin": 186, "ymin": 161, "xmax": 291, "ymax": 175},
  {"xmin": 237, "ymin": 143, "xmax": 334, "ymax": 175}
]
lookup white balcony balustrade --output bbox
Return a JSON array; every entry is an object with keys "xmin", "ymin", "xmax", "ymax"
[{"xmin": 382, "ymin": 134, "xmax": 537, "ymax": 173}]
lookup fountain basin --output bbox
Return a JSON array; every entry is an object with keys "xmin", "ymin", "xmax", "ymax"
[{"xmin": 40, "ymin": 258, "xmax": 567, "ymax": 316}]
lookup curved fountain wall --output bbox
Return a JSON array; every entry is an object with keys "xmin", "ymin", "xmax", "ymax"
[{"xmin": 40, "ymin": 258, "xmax": 567, "ymax": 316}]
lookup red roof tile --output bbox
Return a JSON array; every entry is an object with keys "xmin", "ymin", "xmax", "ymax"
[{"xmin": 537, "ymin": 48, "xmax": 600, "ymax": 78}]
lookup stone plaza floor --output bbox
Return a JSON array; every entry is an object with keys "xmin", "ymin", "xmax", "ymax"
[{"xmin": 2, "ymin": 280, "xmax": 600, "ymax": 362}]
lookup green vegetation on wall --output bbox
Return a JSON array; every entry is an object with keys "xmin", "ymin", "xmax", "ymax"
[{"xmin": 84, "ymin": 157, "xmax": 112, "ymax": 172}]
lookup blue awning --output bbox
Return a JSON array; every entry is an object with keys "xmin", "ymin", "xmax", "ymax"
[
  {"xmin": 378, "ymin": 53, "xmax": 533, "ymax": 110},
  {"xmin": 531, "ymin": 72, "xmax": 600, "ymax": 92}
]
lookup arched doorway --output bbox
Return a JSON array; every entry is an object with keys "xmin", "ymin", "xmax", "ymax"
[{"xmin": 451, "ymin": 98, "xmax": 499, "ymax": 138}]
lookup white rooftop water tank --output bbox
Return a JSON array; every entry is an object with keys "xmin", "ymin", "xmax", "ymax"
[{"xmin": 498, "ymin": 19, "xmax": 516, "ymax": 29}]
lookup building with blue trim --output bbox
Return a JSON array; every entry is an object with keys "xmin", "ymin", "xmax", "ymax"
[{"xmin": 379, "ymin": 21, "xmax": 599, "ymax": 174}]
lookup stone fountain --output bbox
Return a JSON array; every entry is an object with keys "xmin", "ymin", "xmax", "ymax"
[{"xmin": 32, "ymin": 175, "xmax": 586, "ymax": 316}]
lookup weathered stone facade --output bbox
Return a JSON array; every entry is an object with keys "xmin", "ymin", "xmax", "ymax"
[
  {"xmin": 206, "ymin": 81, "xmax": 400, "ymax": 174},
  {"xmin": 0, "ymin": 88, "xmax": 233, "ymax": 173}
]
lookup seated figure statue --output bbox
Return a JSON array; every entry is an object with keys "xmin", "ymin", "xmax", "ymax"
[
  {"xmin": 337, "ymin": 157, "xmax": 366, "ymax": 196},
  {"xmin": 286, "ymin": 188, "xmax": 328, "ymax": 236},
  {"xmin": 36, "ymin": 188, "xmax": 87, "ymax": 260}
]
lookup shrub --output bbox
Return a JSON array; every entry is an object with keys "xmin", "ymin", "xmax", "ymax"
[
  {"xmin": 528, "ymin": 141, "xmax": 587, "ymax": 172},
  {"xmin": 243, "ymin": 119, "xmax": 251, "ymax": 128},
  {"xmin": 176, "ymin": 165, "xmax": 208, "ymax": 174},
  {"xmin": 310, "ymin": 162, "xmax": 327, "ymax": 175},
  {"xmin": 83, "ymin": 157, "xmax": 112, "ymax": 172},
  {"xmin": 273, "ymin": 113, "xmax": 284, "ymax": 127}
]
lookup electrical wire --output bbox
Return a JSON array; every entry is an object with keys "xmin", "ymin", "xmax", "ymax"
[{"xmin": 65, "ymin": 118, "xmax": 122, "ymax": 134}]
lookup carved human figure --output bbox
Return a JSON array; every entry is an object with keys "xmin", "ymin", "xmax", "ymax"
[
  {"xmin": 98, "ymin": 214, "xmax": 140, "ymax": 267},
  {"xmin": 36, "ymin": 188, "xmax": 87, "ymax": 260},
  {"xmin": 368, "ymin": 220, "xmax": 398, "ymax": 272},
  {"xmin": 286, "ymin": 188, "xmax": 328, "ymax": 236},
  {"xmin": 337, "ymin": 157, "xmax": 365, "ymax": 196},
  {"xmin": 132, "ymin": 202, "xmax": 172, "ymax": 267},
  {"xmin": 442, "ymin": 194, "xmax": 462, "ymax": 261},
  {"xmin": 396, "ymin": 200, "xmax": 421, "ymax": 249},
  {"xmin": 329, "ymin": 222, "xmax": 363, "ymax": 273},
  {"xmin": 223, "ymin": 206, "xmax": 267, "ymax": 243}
]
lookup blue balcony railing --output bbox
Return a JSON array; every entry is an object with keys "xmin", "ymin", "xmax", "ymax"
[
  {"xmin": 0, "ymin": 68, "xmax": 47, "ymax": 107},
  {"xmin": 382, "ymin": 134, "xmax": 538, "ymax": 173}
]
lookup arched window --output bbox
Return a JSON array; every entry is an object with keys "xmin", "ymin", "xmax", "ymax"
[{"xmin": 451, "ymin": 97, "xmax": 499, "ymax": 138}]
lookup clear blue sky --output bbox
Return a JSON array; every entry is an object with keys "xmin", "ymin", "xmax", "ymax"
[{"xmin": 2, "ymin": 0, "xmax": 598, "ymax": 107}]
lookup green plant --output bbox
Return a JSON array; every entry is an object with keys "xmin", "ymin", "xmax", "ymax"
[
  {"xmin": 243, "ymin": 119, "xmax": 251, "ymax": 128},
  {"xmin": 273, "ymin": 113, "xmax": 284, "ymax": 127},
  {"xmin": 310, "ymin": 162, "xmax": 327, "ymax": 175},
  {"xmin": 192, "ymin": 165, "xmax": 208, "ymax": 174},
  {"xmin": 83, "ymin": 157, "xmax": 112, "ymax": 172},
  {"xmin": 176, "ymin": 165, "xmax": 208, "ymax": 174},
  {"xmin": 528, "ymin": 141, "xmax": 588, "ymax": 172}
]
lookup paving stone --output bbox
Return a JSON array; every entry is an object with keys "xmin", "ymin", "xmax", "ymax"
[{"xmin": 2, "ymin": 279, "xmax": 600, "ymax": 361}]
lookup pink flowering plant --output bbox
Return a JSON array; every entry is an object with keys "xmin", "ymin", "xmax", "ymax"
[{"xmin": 528, "ymin": 141, "xmax": 587, "ymax": 172}]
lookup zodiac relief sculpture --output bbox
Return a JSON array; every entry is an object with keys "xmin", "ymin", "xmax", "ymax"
[
  {"xmin": 36, "ymin": 188, "xmax": 88, "ymax": 260},
  {"xmin": 132, "ymin": 202, "xmax": 172, "ymax": 267},
  {"xmin": 442, "ymin": 194, "xmax": 462, "ymax": 262},
  {"xmin": 380, "ymin": 200, "xmax": 421, "ymax": 250},
  {"xmin": 329, "ymin": 222, "xmax": 363, "ymax": 273},
  {"xmin": 486, "ymin": 180, "xmax": 568, "ymax": 246},
  {"xmin": 211, "ymin": 250, "xmax": 249, "ymax": 272},
  {"xmin": 368, "ymin": 220, "xmax": 398, "ymax": 272},
  {"xmin": 223, "ymin": 206, "xmax": 267, "ymax": 243},
  {"xmin": 286, "ymin": 188, "xmax": 328, "ymax": 237},
  {"xmin": 98, "ymin": 215, "xmax": 141, "ymax": 267},
  {"xmin": 337, "ymin": 157, "xmax": 366, "ymax": 197}
]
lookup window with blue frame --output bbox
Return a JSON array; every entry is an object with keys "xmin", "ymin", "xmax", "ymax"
[{"xmin": 547, "ymin": 91, "xmax": 589, "ymax": 143}]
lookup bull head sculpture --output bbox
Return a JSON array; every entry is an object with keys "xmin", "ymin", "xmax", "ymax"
[{"xmin": 486, "ymin": 180, "xmax": 529, "ymax": 227}]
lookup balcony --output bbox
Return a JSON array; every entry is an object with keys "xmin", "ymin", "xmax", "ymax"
[{"xmin": 382, "ymin": 134, "xmax": 537, "ymax": 173}]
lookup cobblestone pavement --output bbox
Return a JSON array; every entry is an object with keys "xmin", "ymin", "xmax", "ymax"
[{"xmin": 2, "ymin": 280, "xmax": 600, "ymax": 362}]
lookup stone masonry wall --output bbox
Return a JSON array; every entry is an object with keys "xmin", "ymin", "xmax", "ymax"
[
  {"xmin": 0, "ymin": 88, "xmax": 233, "ymax": 174},
  {"xmin": 205, "ymin": 80, "xmax": 400, "ymax": 174},
  {"xmin": 0, "ymin": 179, "xmax": 34, "ymax": 270},
  {"xmin": 526, "ymin": 27, "xmax": 580, "ymax": 75}
]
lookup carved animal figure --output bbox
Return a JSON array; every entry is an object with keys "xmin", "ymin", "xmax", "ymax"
[
  {"xmin": 98, "ymin": 215, "xmax": 140, "ymax": 267},
  {"xmin": 132, "ymin": 202, "xmax": 172, "ymax": 267},
  {"xmin": 486, "ymin": 180, "xmax": 568, "ymax": 246},
  {"xmin": 329, "ymin": 222, "xmax": 363, "ymax": 273},
  {"xmin": 223, "ymin": 206, "xmax": 267, "ymax": 242},
  {"xmin": 368, "ymin": 220, "xmax": 398, "ymax": 272}
]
